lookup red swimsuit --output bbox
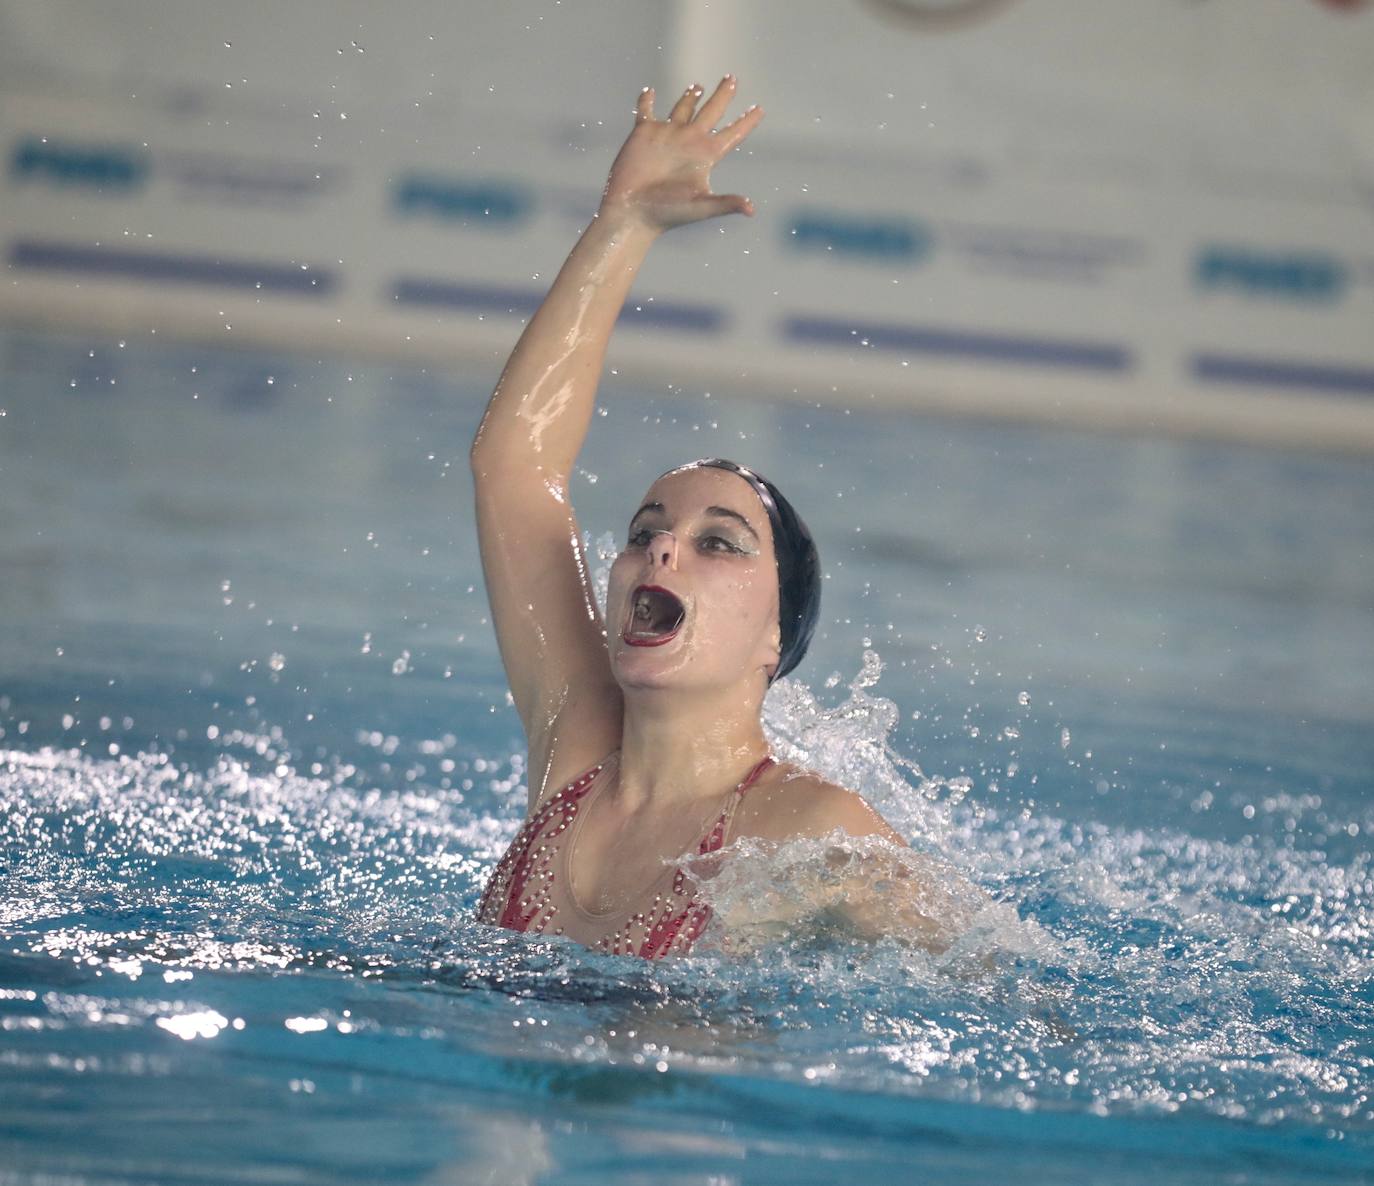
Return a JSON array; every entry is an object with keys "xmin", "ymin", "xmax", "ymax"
[{"xmin": 476, "ymin": 754, "xmax": 774, "ymax": 959}]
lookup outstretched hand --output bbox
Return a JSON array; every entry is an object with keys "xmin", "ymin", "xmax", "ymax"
[{"xmin": 599, "ymin": 76, "xmax": 764, "ymax": 233}]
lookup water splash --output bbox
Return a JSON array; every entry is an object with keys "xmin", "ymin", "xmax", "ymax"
[
  {"xmin": 765, "ymin": 647, "xmax": 972, "ymax": 849},
  {"xmin": 588, "ymin": 529, "xmax": 619, "ymax": 614},
  {"xmin": 2, "ymin": 646, "xmax": 1372, "ymax": 1137}
]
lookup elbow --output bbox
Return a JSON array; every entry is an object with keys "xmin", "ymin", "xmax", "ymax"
[
  {"xmin": 470, "ymin": 398, "xmax": 518, "ymax": 477},
  {"xmin": 469, "ymin": 417, "xmax": 539, "ymax": 484},
  {"xmin": 469, "ymin": 447, "xmax": 508, "ymax": 494},
  {"xmin": 468, "ymin": 435, "xmax": 488, "ymax": 480},
  {"xmin": 469, "ymin": 437, "xmax": 564, "ymax": 506},
  {"xmin": 469, "ymin": 413, "xmax": 493, "ymax": 475},
  {"xmin": 469, "ymin": 423, "xmax": 508, "ymax": 483}
]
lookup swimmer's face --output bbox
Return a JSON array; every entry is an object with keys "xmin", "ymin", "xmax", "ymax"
[{"xmin": 607, "ymin": 465, "xmax": 780, "ymax": 694}]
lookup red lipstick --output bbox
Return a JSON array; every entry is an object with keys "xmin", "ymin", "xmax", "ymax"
[{"xmin": 623, "ymin": 584, "xmax": 686, "ymax": 647}]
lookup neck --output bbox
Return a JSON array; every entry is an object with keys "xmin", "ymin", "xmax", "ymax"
[{"xmin": 615, "ymin": 683, "xmax": 770, "ymax": 811}]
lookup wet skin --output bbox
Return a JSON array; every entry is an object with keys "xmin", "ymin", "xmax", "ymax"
[
  {"xmin": 608, "ymin": 465, "xmax": 782, "ymax": 696},
  {"xmin": 470, "ymin": 78, "xmax": 966, "ymax": 951}
]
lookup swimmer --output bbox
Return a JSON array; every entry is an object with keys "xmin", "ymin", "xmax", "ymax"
[{"xmin": 472, "ymin": 78, "xmax": 981, "ymax": 959}]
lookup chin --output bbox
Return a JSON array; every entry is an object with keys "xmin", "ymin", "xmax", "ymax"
[
  {"xmin": 610, "ymin": 644, "xmax": 690, "ymax": 692},
  {"xmin": 611, "ymin": 646, "xmax": 766, "ymax": 700}
]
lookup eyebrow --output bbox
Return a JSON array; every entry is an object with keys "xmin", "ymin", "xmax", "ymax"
[
  {"xmin": 703, "ymin": 505, "xmax": 760, "ymax": 541},
  {"xmin": 630, "ymin": 502, "xmax": 664, "ymax": 523},
  {"xmin": 629, "ymin": 502, "xmax": 760, "ymax": 541}
]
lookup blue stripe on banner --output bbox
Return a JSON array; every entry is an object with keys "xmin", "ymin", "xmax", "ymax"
[
  {"xmin": 620, "ymin": 298, "xmax": 723, "ymax": 333},
  {"xmin": 783, "ymin": 314, "xmax": 1132, "ymax": 372},
  {"xmin": 391, "ymin": 279, "xmax": 542, "ymax": 316},
  {"xmin": 1193, "ymin": 353, "xmax": 1374, "ymax": 398},
  {"xmin": 9, "ymin": 240, "xmax": 335, "ymax": 295},
  {"xmin": 392, "ymin": 278, "xmax": 725, "ymax": 333}
]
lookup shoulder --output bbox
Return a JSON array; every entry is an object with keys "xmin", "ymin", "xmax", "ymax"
[{"xmin": 736, "ymin": 763, "xmax": 906, "ymax": 847}]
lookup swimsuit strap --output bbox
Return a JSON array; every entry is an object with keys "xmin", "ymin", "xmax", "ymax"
[
  {"xmin": 697, "ymin": 755, "xmax": 774, "ymax": 856},
  {"xmin": 474, "ymin": 757, "xmax": 611, "ymax": 930},
  {"xmin": 640, "ymin": 755, "xmax": 775, "ymax": 959},
  {"xmin": 478, "ymin": 753, "xmax": 774, "ymax": 957},
  {"xmin": 740, "ymin": 755, "xmax": 774, "ymax": 793}
]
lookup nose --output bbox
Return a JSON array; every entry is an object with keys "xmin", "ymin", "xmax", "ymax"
[{"xmin": 645, "ymin": 529, "xmax": 678, "ymax": 570}]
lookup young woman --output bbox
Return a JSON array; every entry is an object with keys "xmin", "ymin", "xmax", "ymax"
[{"xmin": 472, "ymin": 78, "xmax": 970, "ymax": 959}]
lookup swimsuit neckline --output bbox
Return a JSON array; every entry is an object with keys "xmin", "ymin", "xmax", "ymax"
[{"xmin": 562, "ymin": 751, "xmax": 772, "ymax": 922}]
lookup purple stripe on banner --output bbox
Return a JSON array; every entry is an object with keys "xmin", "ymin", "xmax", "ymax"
[
  {"xmin": 9, "ymin": 240, "xmax": 335, "ymax": 295},
  {"xmin": 392, "ymin": 278, "xmax": 725, "ymax": 333},
  {"xmin": 1193, "ymin": 353, "xmax": 1374, "ymax": 398},
  {"xmin": 784, "ymin": 314, "xmax": 1132, "ymax": 372}
]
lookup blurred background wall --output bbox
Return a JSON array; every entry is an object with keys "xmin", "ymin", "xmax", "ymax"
[{"xmin": 3, "ymin": 0, "xmax": 1373, "ymax": 450}]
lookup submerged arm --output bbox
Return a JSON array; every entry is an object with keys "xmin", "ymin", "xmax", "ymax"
[
  {"xmin": 469, "ymin": 79, "xmax": 764, "ymax": 808},
  {"xmin": 815, "ymin": 793, "xmax": 963, "ymax": 953},
  {"xmin": 790, "ymin": 783, "xmax": 986, "ymax": 954}
]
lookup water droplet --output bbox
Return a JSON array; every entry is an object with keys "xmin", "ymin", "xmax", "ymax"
[{"xmin": 853, "ymin": 649, "xmax": 883, "ymax": 689}]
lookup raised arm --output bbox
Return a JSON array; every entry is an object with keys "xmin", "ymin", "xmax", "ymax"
[{"xmin": 469, "ymin": 78, "xmax": 764, "ymax": 810}]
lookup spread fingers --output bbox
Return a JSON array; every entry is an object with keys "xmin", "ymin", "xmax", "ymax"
[
  {"xmin": 713, "ymin": 104, "xmax": 764, "ymax": 154},
  {"xmin": 692, "ymin": 75, "xmax": 737, "ymax": 128},
  {"xmin": 668, "ymin": 83, "xmax": 703, "ymax": 123}
]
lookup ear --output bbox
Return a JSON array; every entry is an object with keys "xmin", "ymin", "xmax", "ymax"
[{"xmin": 758, "ymin": 621, "xmax": 782, "ymax": 683}]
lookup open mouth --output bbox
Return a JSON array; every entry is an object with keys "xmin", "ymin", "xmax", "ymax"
[{"xmin": 623, "ymin": 584, "xmax": 686, "ymax": 647}]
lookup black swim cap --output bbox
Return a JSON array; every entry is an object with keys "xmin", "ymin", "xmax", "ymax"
[{"xmin": 664, "ymin": 458, "xmax": 820, "ymax": 682}]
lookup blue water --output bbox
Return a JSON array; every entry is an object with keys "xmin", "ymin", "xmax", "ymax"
[{"xmin": 2, "ymin": 327, "xmax": 1372, "ymax": 1184}]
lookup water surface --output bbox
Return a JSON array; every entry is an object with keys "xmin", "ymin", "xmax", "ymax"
[{"xmin": 2, "ymin": 329, "xmax": 1372, "ymax": 1184}]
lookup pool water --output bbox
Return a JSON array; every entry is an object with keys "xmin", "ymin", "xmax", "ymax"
[{"xmin": 2, "ymin": 328, "xmax": 1372, "ymax": 1184}]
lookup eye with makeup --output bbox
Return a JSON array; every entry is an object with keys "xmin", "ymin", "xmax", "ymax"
[
  {"xmin": 698, "ymin": 533, "xmax": 751, "ymax": 556},
  {"xmin": 624, "ymin": 523, "xmax": 753, "ymax": 556}
]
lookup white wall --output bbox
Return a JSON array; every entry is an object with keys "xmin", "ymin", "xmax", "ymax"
[
  {"xmin": 0, "ymin": 2, "xmax": 668, "ymax": 122},
  {"xmin": 3, "ymin": 0, "xmax": 1373, "ymax": 451}
]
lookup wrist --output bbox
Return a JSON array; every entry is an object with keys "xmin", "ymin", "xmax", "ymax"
[{"xmin": 590, "ymin": 201, "xmax": 663, "ymax": 249}]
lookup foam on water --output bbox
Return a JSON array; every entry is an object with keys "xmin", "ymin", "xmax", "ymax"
[{"xmin": 3, "ymin": 648, "xmax": 1371, "ymax": 1146}]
